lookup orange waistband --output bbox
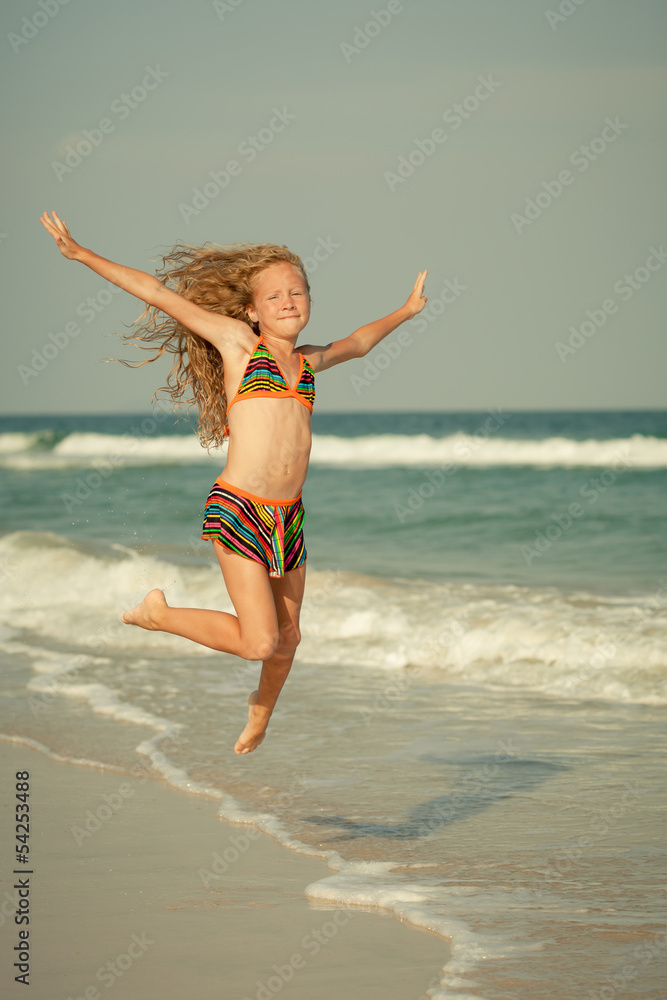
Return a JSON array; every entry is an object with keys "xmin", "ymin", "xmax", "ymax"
[{"xmin": 215, "ymin": 476, "xmax": 302, "ymax": 506}]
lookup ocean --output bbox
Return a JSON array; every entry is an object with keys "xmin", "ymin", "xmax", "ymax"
[{"xmin": 1, "ymin": 409, "xmax": 666, "ymax": 1000}]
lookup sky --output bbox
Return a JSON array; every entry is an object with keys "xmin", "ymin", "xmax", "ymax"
[{"xmin": 1, "ymin": 0, "xmax": 666, "ymax": 414}]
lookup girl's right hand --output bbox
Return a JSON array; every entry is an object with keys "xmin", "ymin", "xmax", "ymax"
[{"xmin": 39, "ymin": 210, "xmax": 83, "ymax": 260}]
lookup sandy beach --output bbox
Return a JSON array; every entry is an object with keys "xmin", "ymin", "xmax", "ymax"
[{"xmin": 0, "ymin": 740, "xmax": 449, "ymax": 1000}]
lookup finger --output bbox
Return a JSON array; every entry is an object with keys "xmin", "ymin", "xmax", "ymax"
[
  {"xmin": 41, "ymin": 218, "xmax": 64, "ymax": 243},
  {"xmin": 44, "ymin": 212, "xmax": 60, "ymax": 230},
  {"xmin": 48, "ymin": 211, "xmax": 70, "ymax": 241}
]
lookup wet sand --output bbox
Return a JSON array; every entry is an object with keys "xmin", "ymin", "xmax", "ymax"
[{"xmin": 0, "ymin": 741, "xmax": 449, "ymax": 1000}]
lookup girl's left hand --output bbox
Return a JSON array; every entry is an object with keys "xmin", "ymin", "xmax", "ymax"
[{"xmin": 405, "ymin": 270, "xmax": 428, "ymax": 317}]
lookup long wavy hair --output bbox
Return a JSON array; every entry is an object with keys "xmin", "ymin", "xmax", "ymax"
[{"xmin": 117, "ymin": 242, "xmax": 310, "ymax": 449}]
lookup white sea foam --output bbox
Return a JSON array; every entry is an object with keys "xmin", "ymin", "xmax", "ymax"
[
  {"xmin": 0, "ymin": 531, "xmax": 228, "ymax": 654},
  {"xmin": 304, "ymin": 864, "xmax": 546, "ymax": 998},
  {"xmin": 1, "ymin": 430, "xmax": 666, "ymax": 469},
  {"xmin": 0, "ymin": 432, "xmax": 44, "ymax": 454},
  {"xmin": 311, "ymin": 432, "xmax": 667, "ymax": 469},
  {"xmin": 1, "ymin": 531, "xmax": 665, "ymax": 705},
  {"xmin": 26, "ymin": 673, "xmax": 181, "ymax": 731}
]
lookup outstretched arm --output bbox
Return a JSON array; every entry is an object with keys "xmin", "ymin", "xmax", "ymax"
[
  {"xmin": 301, "ymin": 270, "xmax": 428, "ymax": 373},
  {"xmin": 39, "ymin": 211, "xmax": 246, "ymax": 350}
]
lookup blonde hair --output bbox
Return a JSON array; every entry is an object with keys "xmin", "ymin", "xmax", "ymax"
[{"xmin": 118, "ymin": 242, "xmax": 310, "ymax": 449}]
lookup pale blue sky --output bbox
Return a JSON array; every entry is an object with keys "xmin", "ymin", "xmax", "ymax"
[{"xmin": 1, "ymin": 0, "xmax": 665, "ymax": 413}]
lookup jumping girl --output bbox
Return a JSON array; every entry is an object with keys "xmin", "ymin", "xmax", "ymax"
[{"xmin": 40, "ymin": 210, "xmax": 427, "ymax": 755}]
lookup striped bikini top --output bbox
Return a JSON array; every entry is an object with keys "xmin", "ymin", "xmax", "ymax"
[{"xmin": 225, "ymin": 337, "xmax": 315, "ymax": 430}]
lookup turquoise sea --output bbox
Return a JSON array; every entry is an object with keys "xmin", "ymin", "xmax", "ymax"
[{"xmin": 1, "ymin": 409, "xmax": 666, "ymax": 1000}]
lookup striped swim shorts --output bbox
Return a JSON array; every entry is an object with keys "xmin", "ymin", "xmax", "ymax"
[{"xmin": 201, "ymin": 476, "xmax": 307, "ymax": 578}]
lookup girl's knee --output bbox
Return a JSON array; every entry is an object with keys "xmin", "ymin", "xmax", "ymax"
[
  {"xmin": 240, "ymin": 631, "xmax": 279, "ymax": 662},
  {"xmin": 277, "ymin": 621, "xmax": 301, "ymax": 656}
]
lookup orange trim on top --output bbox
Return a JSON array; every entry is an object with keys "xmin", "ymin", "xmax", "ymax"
[
  {"xmin": 225, "ymin": 338, "xmax": 312, "ymax": 416},
  {"xmin": 226, "ymin": 389, "xmax": 313, "ymax": 414}
]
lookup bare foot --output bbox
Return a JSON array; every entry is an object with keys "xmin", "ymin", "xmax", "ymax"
[
  {"xmin": 234, "ymin": 691, "xmax": 269, "ymax": 755},
  {"xmin": 122, "ymin": 589, "xmax": 167, "ymax": 629}
]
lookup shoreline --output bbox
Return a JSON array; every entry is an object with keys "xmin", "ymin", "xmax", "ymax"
[{"xmin": 0, "ymin": 739, "xmax": 449, "ymax": 1000}]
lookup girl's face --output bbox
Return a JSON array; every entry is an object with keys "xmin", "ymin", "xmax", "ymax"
[{"xmin": 246, "ymin": 262, "xmax": 310, "ymax": 338}]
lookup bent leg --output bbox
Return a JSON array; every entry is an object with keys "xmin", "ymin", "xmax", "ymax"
[
  {"xmin": 122, "ymin": 545, "xmax": 279, "ymax": 661},
  {"xmin": 235, "ymin": 562, "xmax": 307, "ymax": 755}
]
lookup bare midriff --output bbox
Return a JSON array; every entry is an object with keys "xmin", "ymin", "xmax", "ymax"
[{"xmin": 222, "ymin": 396, "xmax": 312, "ymax": 501}]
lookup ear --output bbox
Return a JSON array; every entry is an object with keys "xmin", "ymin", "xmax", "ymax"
[{"xmin": 246, "ymin": 304, "xmax": 258, "ymax": 323}]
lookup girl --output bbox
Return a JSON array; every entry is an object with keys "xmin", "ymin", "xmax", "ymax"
[{"xmin": 40, "ymin": 210, "xmax": 427, "ymax": 754}]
